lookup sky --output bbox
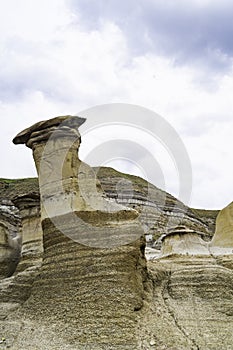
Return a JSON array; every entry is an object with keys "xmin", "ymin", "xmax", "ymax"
[{"xmin": 0, "ymin": 0, "xmax": 233, "ymax": 210}]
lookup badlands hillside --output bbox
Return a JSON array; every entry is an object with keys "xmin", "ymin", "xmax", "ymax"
[{"xmin": 0, "ymin": 115, "xmax": 232, "ymax": 350}]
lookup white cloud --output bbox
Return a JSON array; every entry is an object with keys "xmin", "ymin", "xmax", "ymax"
[
  {"xmin": 0, "ymin": 0, "xmax": 232, "ymax": 210},
  {"xmin": 0, "ymin": 0, "xmax": 70, "ymax": 42}
]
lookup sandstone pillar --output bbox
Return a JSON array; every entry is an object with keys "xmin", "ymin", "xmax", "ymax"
[
  {"xmin": 12, "ymin": 194, "xmax": 43, "ymax": 273},
  {"xmin": 11, "ymin": 116, "xmax": 147, "ymax": 349}
]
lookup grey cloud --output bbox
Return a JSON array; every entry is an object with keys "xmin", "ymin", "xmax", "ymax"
[
  {"xmin": 0, "ymin": 68, "xmax": 73, "ymax": 103},
  {"xmin": 70, "ymin": 0, "xmax": 233, "ymax": 71}
]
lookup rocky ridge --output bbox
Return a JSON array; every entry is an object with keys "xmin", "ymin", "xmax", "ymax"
[{"xmin": 0, "ymin": 169, "xmax": 217, "ymax": 249}]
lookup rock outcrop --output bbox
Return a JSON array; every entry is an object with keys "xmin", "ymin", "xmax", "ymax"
[
  {"xmin": 93, "ymin": 167, "xmax": 213, "ymax": 243},
  {"xmin": 0, "ymin": 172, "xmax": 216, "ymax": 253},
  {"xmin": 139, "ymin": 254, "xmax": 233, "ymax": 349},
  {"xmin": 160, "ymin": 226, "xmax": 210, "ymax": 257},
  {"xmin": 2, "ymin": 116, "xmax": 148, "ymax": 349},
  {"xmin": 0, "ymin": 202, "xmax": 20, "ymax": 278},
  {"xmin": 139, "ymin": 207, "xmax": 233, "ymax": 349},
  {"xmin": 11, "ymin": 193, "xmax": 43, "ymax": 273},
  {"xmin": 0, "ymin": 115, "xmax": 232, "ymax": 349},
  {"xmin": 210, "ymin": 201, "xmax": 233, "ymax": 255}
]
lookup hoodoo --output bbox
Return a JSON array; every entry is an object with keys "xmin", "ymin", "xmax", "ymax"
[
  {"xmin": 160, "ymin": 226, "xmax": 209, "ymax": 257},
  {"xmin": 0, "ymin": 115, "xmax": 232, "ymax": 349},
  {"xmin": 9, "ymin": 116, "xmax": 148, "ymax": 350}
]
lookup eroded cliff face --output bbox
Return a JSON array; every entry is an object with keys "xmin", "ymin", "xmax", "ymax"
[
  {"xmin": 0, "ymin": 115, "xmax": 232, "ymax": 350},
  {"xmin": 0, "ymin": 201, "xmax": 20, "ymax": 279},
  {"xmin": 0, "ymin": 170, "xmax": 215, "ymax": 252},
  {"xmin": 138, "ymin": 205, "xmax": 233, "ymax": 349},
  {"xmin": 139, "ymin": 255, "xmax": 233, "ymax": 350}
]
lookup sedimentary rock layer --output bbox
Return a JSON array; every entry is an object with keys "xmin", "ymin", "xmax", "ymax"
[
  {"xmin": 0, "ymin": 170, "xmax": 216, "ymax": 255},
  {"xmin": 0, "ymin": 201, "xmax": 20, "ymax": 279},
  {"xmin": 139, "ymin": 256, "xmax": 233, "ymax": 349},
  {"xmin": 0, "ymin": 115, "xmax": 231, "ymax": 349},
  {"xmin": 210, "ymin": 201, "xmax": 233, "ymax": 255}
]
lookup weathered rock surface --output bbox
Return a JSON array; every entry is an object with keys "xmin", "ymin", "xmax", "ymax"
[
  {"xmin": 139, "ymin": 256, "xmax": 233, "ymax": 350},
  {"xmin": 0, "ymin": 193, "xmax": 43, "ymax": 323},
  {"xmin": 2, "ymin": 116, "xmax": 148, "ymax": 349},
  {"xmin": 160, "ymin": 226, "xmax": 210, "ymax": 257},
  {"xmin": 191, "ymin": 208, "xmax": 219, "ymax": 234},
  {"xmin": 0, "ymin": 202, "xmax": 20, "ymax": 279},
  {"xmin": 0, "ymin": 115, "xmax": 232, "ymax": 349},
  {"xmin": 210, "ymin": 201, "xmax": 233, "ymax": 255},
  {"xmin": 0, "ymin": 171, "xmax": 216, "ymax": 250},
  {"xmin": 11, "ymin": 193, "xmax": 43, "ymax": 273},
  {"xmin": 92, "ymin": 167, "xmax": 214, "ymax": 244}
]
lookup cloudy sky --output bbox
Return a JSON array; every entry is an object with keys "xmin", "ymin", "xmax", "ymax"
[{"xmin": 0, "ymin": 0, "xmax": 233, "ymax": 210}]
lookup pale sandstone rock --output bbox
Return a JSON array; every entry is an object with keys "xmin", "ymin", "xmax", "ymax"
[
  {"xmin": 210, "ymin": 201, "xmax": 233, "ymax": 255},
  {"xmin": 159, "ymin": 226, "xmax": 209, "ymax": 257},
  {"xmin": 139, "ymin": 256, "xmax": 233, "ymax": 349},
  {"xmin": 138, "ymin": 212, "xmax": 233, "ymax": 349},
  {"xmin": 11, "ymin": 193, "xmax": 43, "ymax": 272},
  {"xmin": 6, "ymin": 116, "xmax": 148, "ymax": 349}
]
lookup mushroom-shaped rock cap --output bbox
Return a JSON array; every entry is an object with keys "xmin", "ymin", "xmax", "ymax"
[
  {"xmin": 13, "ymin": 115, "xmax": 86, "ymax": 145},
  {"xmin": 161, "ymin": 226, "xmax": 205, "ymax": 242}
]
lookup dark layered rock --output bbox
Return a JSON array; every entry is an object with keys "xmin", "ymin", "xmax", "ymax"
[
  {"xmin": 191, "ymin": 208, "xmax": 219, "ymax": 234},
  {"xmin": 93, "ymin": 167, "xmax": 212, "ymax": 245},
  {"xmin": 0, "ymin": 201, "xmax": 20, "ymax": 279}
]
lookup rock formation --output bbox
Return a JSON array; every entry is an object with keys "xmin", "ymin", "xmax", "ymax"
[
  {"xmin": 0, "ymin": 172, "xmax": 216, "ymax": 252},
  {"xmin": 2, "ymin": 116, "xmax": 148, "ymax": 349},
  {"xmin": 0, "ymin": 186, "xmax": 43, "ymax": 320},
  {"xmin": 94, "ymin": 167, "xmax": 213, "ymax": 243},
  {"xmin": 160, "ymin": 226, "xmax": 209, "ymax": 257},
  {"xmin": 0, "ymin": 115, "xmax": 232, "ymax": 349},
  {"xmin": 0, "ymin": 203, "xmax": 20, "ymax": 278},
  {"xmin": 210, "ymin": 201, "xmax": 233, "ymax": 255},
  {"xmin": 11, "ymin": 193, "xmax": 43, "ymax": 273},
  {"xmin": 139, "ymin": 209, "xmax": 233, "ymax": 349}
]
